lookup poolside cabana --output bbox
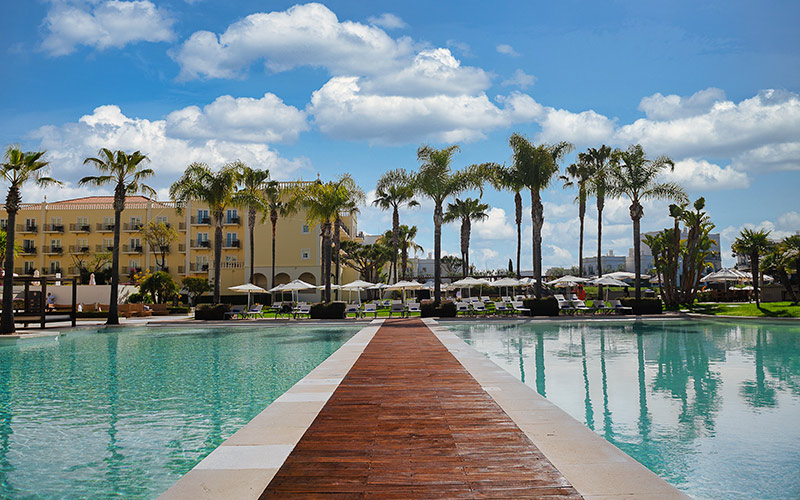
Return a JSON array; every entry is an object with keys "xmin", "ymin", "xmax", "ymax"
[{"xmin": 0, "ymin": 275, "xmax": 78, "ymax": 329}]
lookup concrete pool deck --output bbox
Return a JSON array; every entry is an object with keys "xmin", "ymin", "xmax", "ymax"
[{"xmin": 159, "ymin": 318, "xmax": 690, "ymax": 500}]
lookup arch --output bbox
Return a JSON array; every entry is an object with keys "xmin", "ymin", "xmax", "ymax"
[
  {"xmin": 298, "ymin": 272, "xmax": 316, "ymax": 286},
  {"xmin": 274, "ymin": 272, "xmax": 291, "ymax": 286},
  {"xmin": 253, "ymin": 273, "xmax": 268, "ymax": 288}
]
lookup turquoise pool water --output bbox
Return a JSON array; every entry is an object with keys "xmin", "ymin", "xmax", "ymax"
[
  {"xmin": 0, "ymin": 324, "xmax": 360, "ymax": 499},
  {"xmin": 449, "ymin": 319, "xmax": 800, "ymax": 500}
]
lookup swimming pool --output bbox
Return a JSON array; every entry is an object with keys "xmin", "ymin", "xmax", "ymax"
[
  {"xmin": 449, "ymin": 319, "xmax": 800, "ymax": 500},
  {"xmin": 0, "ymin": 324, "xmax": 361, "ymax": 499}
]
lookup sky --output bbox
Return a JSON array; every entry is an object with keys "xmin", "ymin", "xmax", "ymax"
[{"xmin": 1, "ymin": 0, "xmax": 799, "ymax": 272}]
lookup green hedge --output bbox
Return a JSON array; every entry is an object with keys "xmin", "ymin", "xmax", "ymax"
[
  {"xmin": 194, "ymin": 303, "xmax": 231, "ymax": 320},
  {"xmin": 310, "ymin": 302, "xmax": 347, "ymax": 319},
  {"xmin": 620, "ymin": 298, "xmax": 663, "ymax": 315},
  {"xmin": 420, "ymin": 300, "xmax": 457, "ymax": 318},
  {"xmin": 168, "ymin": 306, "xmax": 190, "ymax": 314},
  {"xmin": 522, "ymin": 297, "xmax": 559, "ymax": 316}
]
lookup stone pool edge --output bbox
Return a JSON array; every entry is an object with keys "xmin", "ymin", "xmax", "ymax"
[
  {"xmin": 424, "ymin": 318, "xmax": 692, "ymax": 500},
  {"xmin": 156, "ymin": 319, "xmax": 384, "ymax": 500}
]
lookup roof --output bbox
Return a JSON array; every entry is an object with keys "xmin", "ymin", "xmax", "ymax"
[{"xmin": 13, "ymin": 195, "xmax": 178, "ymax": 211}]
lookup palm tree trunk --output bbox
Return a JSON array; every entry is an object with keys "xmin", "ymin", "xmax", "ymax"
[
  {"xmin": 334, "ymin": 217, "xmax": 341, "ymax": 300},
  {"xmin": 632, "ymin": 202, "xmax": 643, "ymax": 301},
  {"xmin": 531, "ymin": 190, "xmax": 543, "ymax": 298},
  {"xmin": 323, "ymin": 222, "xmax": 332, "ymax": 302},
  {"xmin": 597, "ymin": 196, "xmax": 604, "ymax": 276},
  {"xmin": 465, "ymin": 219, "xmax": 472, "ymax": 277},
  {"xmin": 213, "ymin": 216, "xmax": 223, "ymax": 304},
  {"xmin": 1, "ymin": 201, "xmax": 18, "ymax": 334},
  {"xmin": 751, "ymin": 253, "xmax": 760, "ymax": 307},
  {"xmin": 392, "ymin": 206, "xmax": 399, "ymax": 284},
  {"xmin": 578, "ymin": 194, "xmax": 585, "ymax": 277},
  {"xmin": 107, "ymin": 203, "xmax": 123, "ymax": 325},
  {"xmin": 401, "ymin": 248, "xmax": 409, "ymax": 280},
  {"xmin": 461, "ymin": 220, "xmax": 468, "ymax": 278},
  {"xmin": 270, "ymin": 210, "xmax": 278, "ymax": 288},
  {"xmin": 434, "ymin": 203, "xmax": 443, "ymax": 305},
  {"xmin": 515, "ymin": 191, "xmax": 522, "ymax": 278},
  {"xmin": 248, "ymin": 207, "xmax": 256, "ymax": 283}
]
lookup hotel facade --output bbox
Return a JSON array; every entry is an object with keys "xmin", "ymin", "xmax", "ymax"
[{"xmin": 1, "ymin": 189, "xmax": 361, "ymax": 298}]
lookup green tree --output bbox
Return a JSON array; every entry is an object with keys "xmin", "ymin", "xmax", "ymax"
[
  {"xmin": 781, "ymin": 234, "xmax": 800, "ymax": 291},
  {"xmin": 373, "ymin": 170, "xmax": 419, "ymax": 283},
  {"xmin": 340, "ymin": 240, "xmax": 392, "ymax": 284},
  {"xmin": 1, "ymin": 146, "xmax": 60, "ymax": 333},
  {"xmin": 332, "ymin": 175, "xmax": 364, "ymax": 296},
  {"xmin": 169, "ymin": 162, "xmax": 240, "ymax": 304},
  {"xmin": 0, "ymin": 229, "xmax": 21, "ymax": 269},
  {"xmin": 182, "ymin": 276, "xmax": 211, "ymax": 306},
  {"xmin": 761, "ymin": 245, "xmax": 798, "ymax": 303},
  {"xmin": 443, "ymin": 197, "xmax": 489, "ymax": 278},
  {"xmin": 410, "ymin": 145, "xmax": 489, "ymax": 304},
  {"xmin": 80, "ymin": 148, "xmax": 154, "ymax": 324},
  {"xmin": 71, "ymin": 250, "xmax": 112, "ymax": 284},
  {"xmin": 441, "ymin": 255, "xmax": 463, "ymax": 278},
  {"xmin": 231, "ymin": 164, "xmax": 271, "ymax": 284},
  {"xmin": 583, "ymin": 146, "xmax": 613, "ymax": 276},
  {"xmin": 396, "ymin": 225, "xmax": 423, "ymax": 280},
  {"xmin": 732, "ymin": 228, "xmax": 773, "ymax": 307},
  {"xmin": 608, "ymin": 144, "xmax": 686, "ymax": 300},
  {"xmin": 491, "ymin": 165, "xmax": 525, "ymax": 278},
  {"xmin": 263, "ymin": 181, "xmax": 297, "ymax": 289},
  {"xmin": 560, "ymin": 158, "xmax": 595, "ymax": 277},
  {"xmin": 139, "ymin": 271, "xmax": 179, "ymax": 304},
  {"xmin": 141, "ymin": 221, "xmax": 178, "ymax": 271}
]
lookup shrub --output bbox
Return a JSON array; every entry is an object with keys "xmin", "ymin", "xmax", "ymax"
[
  {"xmin": 128, "ymin": 293, "xmax": 143, "ymax": 303},
  {"xmin": 168, "ymin": 306, "xmax": 190, "ymax": 314},
  {"xmin": 194, "ymin": 303, "xmax": 231, "ymax": 320},
  {"xmin": 421, "ymin": 300, "xmax": 457, "ymax": 318},
  {"xmin": 620, "ymin": 298, "xmax": 663, "ymax": 315},
  {"xmin": 522, "ymin": 297, "xmax": 559, "ymax": 316},
  {"xmin": 310, "ymin": 302, "xmax": 347, "ymax": 319}
]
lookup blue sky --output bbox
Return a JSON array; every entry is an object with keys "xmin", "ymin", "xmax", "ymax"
[{"xmin": 2, "ymin": 0, "xmax": 799, "ymax": 271}]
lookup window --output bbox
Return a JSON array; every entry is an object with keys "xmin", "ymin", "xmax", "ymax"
[
  {"xmin": 302, "ymin": 224, "xmax": 310, "ymax": 234},
  {"xmin": 103, "ymin": 216, "xmax": 114, "ymax": 229},
  {"xmin": 77, "ymin": 238, "xmax": 88, "ymax": 250},
  {"xmin": 23, "ymin": 239, "xmax": 35, "ymax": 250},
  {"xmin": 50, "ymin": 239, "xmax": 62, "ymax": 250},
  {"xmin": 226, "ymin": 209, "xmax": 238, "ymax": 223},
  {"xmin": 51, "ymin": 217, "xmax": 62, "ymax": 227},
  {"xmin": 129, "ymin": 216, "xmax": 142, "ymax": 228},
  {"xmin": 130, "ymin": 238, "xmax": 141, "ymax": 250},
  {"xmin": 197, "ymin": 209, "xmax": 209, "ymax": 223},
  {"xmin": 49, "ymin": 261, "xmax": 61, "ymax": 274},
  {"xmin": 77, "ymin": 216, "xmax": 88, "ymax": 227},
  {"xmin": 197, "ymin": 233, "xmax": 209, "ymax": 246},
  {"xmin": 301, "ymin": 248, "xmax": 311, "ymax": 260},
  {"xmin": 25, "ymin": 218, "xmax": 36, "ymax": 230},
  {"xmin": 0, "ymin": 219, "xmax": 7, "ymax": 229},
  {"xmin": 24, "ymin": 262, "xmax": 36, "ymax": 274},
  {"xmin": 103, "ymin": 238, "xmax": 113, "ymax": 250},
  {"xmin": 129, "ymin": 260, "xmax": 140, "ymax": 271},
  {"xmin": 156, "ymin": 216, "xmax": 168, "ymax": 225},
  {"xmin": 226, "ymin": 232, "xmax": 238, "ymax": 247}
]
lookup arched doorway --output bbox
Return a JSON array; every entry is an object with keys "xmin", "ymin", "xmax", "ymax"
[
  {"xmin": 274, "ymin": 272, "xmax": 291, "ymax": 286},
  {"xmin": 298, "ymin": 272, "xmax": 316, "ymax": 285},
  {"xmin": 253, "ymin": 273, "xmax": 268, "ymax": 288}
]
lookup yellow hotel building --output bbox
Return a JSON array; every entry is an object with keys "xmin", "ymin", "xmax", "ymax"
[{"xmin": 0, "ymin": 186, "xmax": 362, "ymax": 299}]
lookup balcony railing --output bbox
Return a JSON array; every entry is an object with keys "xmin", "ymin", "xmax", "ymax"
[
  {"xmin": 224, "ymin": 216, "xmax": 241, "ymax": 225},
  {"xmin": 122, "ymin": 245, "xmax": 143, "ymax": 254},
  {"xmin": 223, "ymin": 240, "xmax": 240, "ymax": 248},
  {"xmin": 69, "ymin": 245, "xmax": 90, "ymax": 254},
  {"xmin": 191, "ymin": 240, "xmax": 211, "ymax": 249},
  {"xmin": 189, "ymin": 263, "xmax": 210, "ymax": 272},
  {"xmin": 17, "ymin": 224, "xmax": 38, "ymax": 233},
  {"xmin": 96, "ymin": 223, "xmax": 115, "ymax": 232},
  {"xmin": 69, "ymin": 223, "xmax": 91, "ymax": 233},
  {"xmin": 44, "ymin": 267, "xmax": 62, "ymax": 275},
  {"xmin": 190, "ymin": 216, "xmax": 211, "ymax": 225},
  {"xmin": 22, "ymin": 246, "xmax": 37, "ymax": 255},
  {"xmin": 123, "ymin": 222, "xmax": 143, "ymax": 232},
  {"xmin": 96, "ymin": 245, "xmax": 115, "ymax": 252},
  {"xmin": 43, "ymin": 224, "xmax": 65, "ymax": 233},
  {"xmin": 43, "ymin": 245, "xmax": 63, "ymax": 255},
  {"xmin": 67, "ymin": 266, "xmax": 81, "ymax": 276},
  {"xmin": 121, "ymin": 266, "xmax": 142, "ymax": 275},
  {"xmin": 148, "ymin": 266, "xmax": 169, "ymax": 273}
]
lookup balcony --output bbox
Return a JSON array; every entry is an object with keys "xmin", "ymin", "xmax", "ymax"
[
  {"xmin": 149, "ymin": 266, "xmax": 169, "ymax": 273},
  {"xmin": 69, "ymin": 223, "xmax": 92, "ymax": 233},
  {"xmin": 96, "ymin": 244, "xmax": 115, "ymax": 252},
  {"xmin": 44, "ymin": 267, "xmax": 62, "ymax": 275},
  {"xmin": 189, "ymin": 263, "xmax": 209, "ymax": 272},
  {"xmin": 69, "ymin": 245, "xmax": 90, "ymax": 254},
  {"xmin": 224, "ymin": 216, "xmax": 241, "ymax": 225},
  {"xmin": 223, "ymin": 240, "xmax": 241, "ymax": 249},
  {"xmin": 123, "ymin": 222, "xmax": 143, "ymax": 232},
  {"xmin": 190, "ymin": 216, "xmax": 211, "ymax": 225},
  {"xmin": 22, "ymin": 246, "xmax": 37, "ymax": 255},
  {"xmin": 17, "ymin": 224, "xmax": 37, "ymax": 233},
  {"xmin": 43, "ymin": 245, "xmax": 63, "ymax": 255},
  {"xmin": 122, "ymin": 245, "xmax": 143, "ymax": 254},
  {"xmin": 96, "ymin": 223, "xmax": 115, "ymax": 232},
  {"xmin": 43, "ymin": 223, "xmax": 65, "ymax": 233},
  {"xmin": 191, "ymin": 240, "xmax": 211, "ymax": 249},
  {"xmin": 121, "ymin": 266, "xmax": 142, "ymax": 275}
]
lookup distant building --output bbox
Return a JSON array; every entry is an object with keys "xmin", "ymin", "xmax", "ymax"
[
  {"xmin": 581, "ymin": 250, "xmax": 627, "ymax": 276},
  {"xmin": 637, "ymin": 230, "xmax": 722, "ymax": 279}
]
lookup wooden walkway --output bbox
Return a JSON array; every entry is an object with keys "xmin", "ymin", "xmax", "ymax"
[{"xmin": 260, "ymin": 319, "xmax": 583, "ymax": 499}]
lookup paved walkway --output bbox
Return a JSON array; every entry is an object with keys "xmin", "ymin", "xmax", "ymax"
[{"xmin": 259, "ymin": 319, "xmax": 583, "ymax": 499}]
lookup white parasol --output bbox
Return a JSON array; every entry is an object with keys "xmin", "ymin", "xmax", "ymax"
[
  {"xmin": 589, "ymin": 276, "xmax": 629, "ymax": 287},
  {"xmin": 546, "ymin": 275, "xmax": 589, "ymax": 287},
  {"xmin": 282, "ymin": 279, "xmax": 317, "ymax": 302},
  {"xmin": 229, "ymin": 283, "xmax": 267, "ymax": 309}
]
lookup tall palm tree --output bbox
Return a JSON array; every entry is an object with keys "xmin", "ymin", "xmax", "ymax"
[
  {"xmin": 491, "ymin": 167, "xmax": 525, "ymax": 278},
  {"xmin": 411, "ymin": 145, "xmax": 489, "ymax": 304},
  {"xmin": 1, "ymin": 147, "xmax": 60, "ymax": 334},
  {"xmin": 396, "ymin": 225, "xmax": 423, "ymax": 280},
  {"xmin": 373, "ymin": 170, "xmax": 419, "ymax": 283},
  {"xmin": 732, "ymin": 228, "xmax": 773, "ymax": 307},
  {"xmin": 782, "ymin": 234, "xmax": 800, "ymax": 292},
  {"xmin": 582, "ymin": 145, "xmax": 612, "ymax": 276},
  {"xmin": 608, "ymin": 144, "xmax": 686, "ymax": 300},
  {"xmin": 560, "ymin": 159, "xmax": 594, "ymax": 277},
  {"xmin": 263, "ymin": 181, "xmax": 297, "ymax": 289},
  {"xmin": 443, "ymin": 198, "xmax": 489, "ymax": 278},
  {"xmin": 169, "ymin": 162, "xmax": 240, "ymax": 304},
  {"xmin": 332, "ymin": 175, "xmax": 365, "ymax": 295},
  {"xmin": 231, "ymin": 164, "xmax": 271, "ymax": 284},
  {"xmin": 80, "ymin": 149, "xmax": 153, "ymax": 325},
  {"xmin": 507, "ymin": 133, "xmax": 572, "ymax": 298}
]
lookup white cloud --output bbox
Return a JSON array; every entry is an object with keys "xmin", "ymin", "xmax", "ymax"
[
  {"xmin": 165, "ymin": 93, "xmax": 308, "ymax": 144},
  {"xmin": 638, "ymin": 87, "xmax": 726, "ymax": 121},
  {"xmin": 502, "ymin": 69, "xmax": 536, "ymax": 89},
  {"xmin": 664, "ymin": 159, "xmax": 750, "ymax": 190},
  {"xmin": 777, "ymin": 211, "xmax": 800, "ymax": 230},
  {"xmin": 473, "ymin": 207, "xmax": 515, "ymax": 240},
  {"xmin": 446, "ymin": 40, "xmax": 473, "ymax": 58},
  {"xmin": 172, "ymin": 3, "xmax": 413, "ymax": 80},
  {"xmin": 367, "ymin": 13, "xmax": 406, "ymax": 29},
  {"xmin": 496, "ymin": 44, "xmax": 519, "ymax": 56},
  {"xmin": 732, "ymin": 142, "xmax": 800, "ymax": 172},
  {"xmin": 26, "ymin": 105, "xmax": 308, "ymax": 202},
  {"xmin": 41, "ymin": 0, "xmax": 174, "ymax": 56},
  {"xmin": 536, "ymin": 108, "xmax": 617, "ymax": 146}
]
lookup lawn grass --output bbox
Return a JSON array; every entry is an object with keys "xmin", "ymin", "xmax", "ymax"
[{"xmin": 692, "ymin": 301, "xmax": 800, "ymax": 318}]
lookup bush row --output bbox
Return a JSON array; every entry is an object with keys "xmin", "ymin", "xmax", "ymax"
[
  {"xmin": 619, "ymin": 298, "xmax": 663, "ymax": 315},
  {"xmin": 309, "ymin": 302, "xmax": 347, "ymax": 319},
  {"xmin": 420, "ymin": 300, "xmax": 457, "ymax": 318}
]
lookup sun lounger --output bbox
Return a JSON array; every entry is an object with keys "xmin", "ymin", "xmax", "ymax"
[
  {"xmin": 554, "ymin": 294, "xmax": 566, "ymax": 302},
  {"xmin": 501, "ymin": 296, "xmax": 512, "ymax": 303},
  {"xmin": 243, "ymin": 304, "xmax": 264, "ymax": 318},
  {"xmin": 609, "ymin": 300, "xmax": 633, "ymax": 314},
  {"xmin": 456, "ymin": 302, "xmax": 471, "ymax": 316},
  {"xmin": 558, "ymin": 299, "xmax": 576, "ymax": 315},
  {"xmin": 571, "ymin": 300, "xmax": 594, "ymax": 315},
  {"xmin": 480, "ymin": 296, "xmax": 491, "ymax": 304},
  {"xmin": 511, "ymin": 301, "xmax": 530, "ymax": 315},
  {"xmin": 363, "ymin": 303, "xmax": 378, "ymax": 318},
  {"xmin": 406, "ymin": 302, "xmax": 421, "ymax": 316},
  {"xmin": 344, "ymin": 303, "xmax": 361, "ymax": 318},
  {"xmin": 292, "ymin": 304, "xmax": 311, "ymax": 318},
  {"xmin": 595, "ymin": 301, "xmax": 616, "ymax": 314},
  {"xmin": 225, "ymin": 305, "xmax": 245, "ymax": 319},
  {"xmin": 471, "ymin": 302, "xmax": 487, "ymax": 315},
  {"xmin": 494, "ymin": 302, "xmax": 510, "ymax": 315},
  {"xmin": 389, "ymin": 302, "xmax": 405, "ymax": 318}
]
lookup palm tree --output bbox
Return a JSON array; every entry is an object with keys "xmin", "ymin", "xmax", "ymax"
[
  {"xmin": 560, "ymin": 159, "xmax": 595, "ymax": 277},
  {"xmin": 263, "ymin": 181, "xmax": 297, "ymax": 289},
  {"xmin": 169, "ymin": 162, "xmax": 240, "ymax": 304},
  {"xmin": 1, "ymin": 146, "xmax": 60, "ymax": 334},
  {"xmin": 761, "ymin": 245, "xmax": 798, "ymax": 303},
  {"xmin": 80, "ymin": 149, "xmax": 153, "ymax": 325},
  {"xmin": 491, "ymin": 167, "xmax": 525, "ymax": 278},
  {"xmin": 507, "ymin": 133, "xmax": 572, "ymax": 298},
  {"xmin": 608, "ymin": 144, "xmax": 686, "ymax": 300},
  {"xmin": 396, "ymin": 225, "xmax": 423, "ymax": 280},
  {"xmin": 373, "ymin": 170, "xmax": 419, "ymax": 283},
  {"xmin": 582, "ymin": 145, "xmax": 613, "ymax": 276},
  {"xmin": 332, "ymin": 175, "xmax": 365, "ymax": 295},
  {"xmin": 782, "ymin": 234, "xmax": 800, "ymax": 293},
  {"xmin": 732, "ymin": 228, "xmax": 773, "ymax": 307},
  {"xmin": 411, "ymin": 145, "xmax": 489, "ymax": 304},
  {"xmin": 443, "ymin": 198, "xmax": 489, "ymax": 278},
  {"xmin": 231, "ymin": 164, "xmax": 271, "ymax": 284}
]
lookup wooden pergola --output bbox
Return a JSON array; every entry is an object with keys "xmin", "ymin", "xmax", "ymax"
[{"xmin": 1, "ymin": 276, "xmax": 78, "ymax": 329}]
